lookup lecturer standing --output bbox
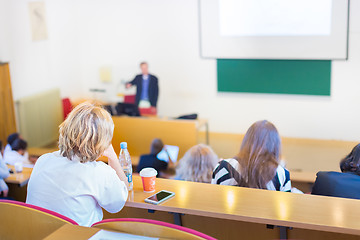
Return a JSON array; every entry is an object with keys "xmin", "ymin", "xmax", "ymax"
[{"xmin": 126, "ymin": 62, "xmax": 159, "ymax": 111}]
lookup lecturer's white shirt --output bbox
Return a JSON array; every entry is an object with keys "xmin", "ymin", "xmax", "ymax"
[{"xmin": 26, "ymin": 151, "xmax": 128, "ymax": 226}]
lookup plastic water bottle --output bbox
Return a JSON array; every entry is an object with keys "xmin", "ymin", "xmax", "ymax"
[{"xmin": 119, "ymin": 142, "xmax": 133, "ymax": 191}]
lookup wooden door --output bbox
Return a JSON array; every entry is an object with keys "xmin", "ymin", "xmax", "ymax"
[{"xmin": 0, "ymin": 63, "xmax": 17, "ymax": 145}]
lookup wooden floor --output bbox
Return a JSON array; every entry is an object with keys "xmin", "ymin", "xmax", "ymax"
[{"xmin": 198, "ymin": 131, "xmax": 357, "ymax": 173}]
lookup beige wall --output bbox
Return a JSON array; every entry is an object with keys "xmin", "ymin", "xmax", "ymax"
[{"xmin": 1, "ymin": 0, "xmax": 360, "ymax": 141}]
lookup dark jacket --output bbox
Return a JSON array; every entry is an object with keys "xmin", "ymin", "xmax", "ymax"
[
  {"xmin": 136, "ymin": 154, "xmax": 168, "ymax": 176},
  {"xmin": 311, "ymin": 171, "xmax": 360, "ymax": 200},
  {"xmin": 129, "ymin": 74, "xmax": 159, "ymax": 107}
]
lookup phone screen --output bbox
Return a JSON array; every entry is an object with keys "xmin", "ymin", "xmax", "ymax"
[{"xmin": 148, "ymin": 191, "xmax": 173, "ymax": 202}]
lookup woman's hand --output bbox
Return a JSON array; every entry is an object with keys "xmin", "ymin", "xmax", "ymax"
[
  {"xmin": 104, "ymin": 144, "xmax": 130, "ymax": 190},
  {"xmin": 103, "ymin": 145, "xmax": 118, "ymax": 162}
]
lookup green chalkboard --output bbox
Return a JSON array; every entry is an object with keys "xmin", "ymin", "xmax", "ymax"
[{"xmin": 217, "ymin": 59, "xmax": 331, "ymax": 96}]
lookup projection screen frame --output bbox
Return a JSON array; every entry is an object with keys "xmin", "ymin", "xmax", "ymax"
[{"xmin": 198, "ymin": 0, "xmax": 350, "ymax": 60}]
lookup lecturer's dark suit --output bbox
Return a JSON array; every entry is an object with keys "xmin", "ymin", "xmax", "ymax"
[{"xmin": 128, "ymin": 74, "xmax": 159, "ymax": 107}]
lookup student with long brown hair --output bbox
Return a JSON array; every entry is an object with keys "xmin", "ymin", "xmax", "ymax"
[{"xmin": 212, "ymin": 120, "xmax": 291, "ymax": 192}]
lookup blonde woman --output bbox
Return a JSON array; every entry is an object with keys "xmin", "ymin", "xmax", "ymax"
[
  {"xmin": 212, "ymin": 120, "xmax": 291, "ymax": 192},
  {"xmin": 175, "ymin": 144, "xmax": 218, "ymax": 183},
  {"xmin": 26, "ymin": 102, "xmax": 129, "ymax": 226}
]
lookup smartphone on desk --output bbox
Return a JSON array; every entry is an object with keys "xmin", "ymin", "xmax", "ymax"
[{"xmin": 145, "ymin": 190, "xmax": 175, "ymax": 205}]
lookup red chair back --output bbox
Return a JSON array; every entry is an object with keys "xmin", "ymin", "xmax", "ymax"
[
  {"xmin": 62, "ymin": 98, "xmax": 73, "ymax": 120},
  {"xmin": 124, "ymin": 95, "xmax": 136, "ymax": 104},
  {"xmin": 139, "ymin": 107, "xmax": 157, "ymax": 116}
]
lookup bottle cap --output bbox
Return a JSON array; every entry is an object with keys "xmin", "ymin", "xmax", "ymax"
[{"xmin": 120, "ymin": 142, "xmax": 127, "ymax": 149}]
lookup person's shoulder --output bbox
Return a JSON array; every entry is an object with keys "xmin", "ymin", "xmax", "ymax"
[
  {"xmin": 139, "ymin": 154, "xmax": 157, "ymax": 164},
  {"xmin": 275, "ymin": 165, "xmax": 291, "ymax": 187},
  {"xmin": 88, "ymin": 161, "xmax": 118, "ymax": 180},
  {"xmin": 150, "ymin": 74, "xmax": 158, "ymax": 80},
  {"xmin": 140, "ymin": 154, "xmax": 156, "ymax": 160},
  {"xmin": 133, "ymin": 75, "xmax": 142, "ymax": 81},
  {"xmin": 41, "ymin": 150, "xmax": 66, "ymax": 159},
  {"xmin": 91, "ymin": 160, "xmax": 112, "ymax": 171},
  {"xmin": 34, "ymin": 151, "xmax": 64, "ymax": 165},
  {"xmin": 218, "ymin": 158, "xmax": 239, "ymax": 168},
  {"xmin": 213, "ymin": 158, "xmax": 239, "ymax": 176},
  {"xmin": 276, "ymin": 165, "xmax": 290, "ymax": 177},
  {"xmin": 212, "ymin": 158, "xmax": 240, "ymax": 186},
  {"xmin": 154, "ymin": 157, "xmax": 168, "ymax": 168}
]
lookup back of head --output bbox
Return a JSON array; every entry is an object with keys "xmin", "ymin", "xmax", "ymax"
[
  {"xmin": 236, "ymin": 120, "xmax": 281, "ymax": 189},
  {"xmin": 11, "ymin": 139, "xmax": 28, "ymax": 152},
  {"xmin": 176, "ymin": 144, "xmax": 218, "ymax": 183},
  {"xmin": 340, "ymin": 144, "xmax": 360, "ymax": 175},
  {"xmin": 59, "ymin": 102, "xmax": 114, "ymax": 162},
  {"xmin": 150, "ymin": 138, "xmax": 164, "ymax": 155},
  {"xmin": 7, "ymin": 133, "xmax": 20, "ymax": 146}
]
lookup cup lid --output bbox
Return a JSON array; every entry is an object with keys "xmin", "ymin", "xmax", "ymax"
[{"xmin": 139, "ymin": 168, "xmax": 158, "ymax": 177}]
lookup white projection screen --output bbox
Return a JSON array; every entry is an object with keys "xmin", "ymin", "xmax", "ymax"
[{"xmin": 199, "ymin": 0, "xmax": 349, "ymax": 60}]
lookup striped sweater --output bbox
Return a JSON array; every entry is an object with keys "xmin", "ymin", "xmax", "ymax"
[{"xmin": 211, "ymin": 158, "xmax": 291, "ymax": 192}]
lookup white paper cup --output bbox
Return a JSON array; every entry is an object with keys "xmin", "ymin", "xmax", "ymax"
[
  {"xmin": 14, "ymin": 162, "xmax": 23, "ymax": 173},
  {"xmin": 139, "ymin": 168, "xmax": 157, "ymax": 192}
]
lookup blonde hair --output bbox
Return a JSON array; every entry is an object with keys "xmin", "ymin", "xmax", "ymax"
[
  {"xmin": 175, "ymin": 144, "xmax": 218, "ymax": 183},
  {"xmin": 59, "ymin": 102, "xmax": 114, "ymax": 162},
  {"xmin": 235, "ymin": 120, "xmax": 281, "ymax": 189}
]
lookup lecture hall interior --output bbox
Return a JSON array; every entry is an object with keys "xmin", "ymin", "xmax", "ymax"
[{"xmin": 1, "ymin": 0, "xmax": 360, "ymax": 239}]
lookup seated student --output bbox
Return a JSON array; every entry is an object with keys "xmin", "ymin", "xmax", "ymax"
[
  {"xmin": 26, "ymin": 102, "xmax": 129, "ymax": 226},
  {"xmin": 4, "ymin": 139, "xmax": 28, "ymax": 166},
  {"xmin": 311, "ymin": 144, "xmax": 360, "ymax": 199},
  {"xmin": 0, "ymin": 141, "xmax": 10, "ymax": 198},
  {"xmin": 137, "ymin": 138, "xmax": 169, "ymax": 177},
  {"xmin": 4, "ymin": 133, "xmax": 20, "ymax": 156},
  {"xmin": 175, "ymin": 144, "xmax": 218, "ymax": 183},
  {"xmin": 212, "ymin": 120, "xmax": 291, "ymax": 192},
  {"xmin": 4, "ymin": 133, "xmax": 35, "ymax": 164}
]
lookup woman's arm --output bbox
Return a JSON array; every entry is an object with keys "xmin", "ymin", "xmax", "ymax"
[{"xmin": 103, "ymin": 145, "xmax": 130, "ymax": 190}]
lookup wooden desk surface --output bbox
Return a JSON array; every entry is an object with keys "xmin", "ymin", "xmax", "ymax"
[
  {"xmin": 5, "ymin": 166, "xmax": 32, "ymax": 187},
  {"xmin": 127, "ymin": 175, "xmax": 360, "ymax": 236}
]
